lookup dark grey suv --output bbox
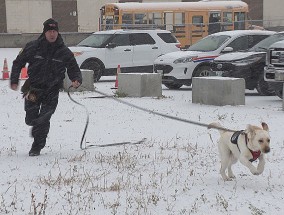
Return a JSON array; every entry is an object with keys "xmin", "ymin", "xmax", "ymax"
[{"xmin": 211, "ymin": 31, "xmax": 284, "ymax": 95}]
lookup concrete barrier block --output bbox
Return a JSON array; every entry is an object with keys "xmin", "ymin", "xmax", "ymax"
[
  {"xmin": 192, "ymin": 77, "xmax": 245, "ymax": 106},
  {"xmin": 117, "ymin": 73, "xmax": 162, "ymax": 97},
  {"xmin": 63, "ymin": 69, "xmax": 94, "ymax": 92}
]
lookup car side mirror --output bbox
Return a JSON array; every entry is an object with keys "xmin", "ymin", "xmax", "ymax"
[
  {"xmin": 106, "ymin": 43, "xmax": 117, "ymax": 48},
  {"xmin": 222, "ymin": 47, "xmax": 233, "ymax": 53}
]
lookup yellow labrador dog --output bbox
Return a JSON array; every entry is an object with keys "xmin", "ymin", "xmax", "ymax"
[{"xmin": 209, "ymin": 122, "xmax": 270, "ymax": 181}]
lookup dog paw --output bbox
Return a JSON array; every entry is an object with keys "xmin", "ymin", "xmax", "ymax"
[
  {"xmin": 222, "ymin": 177, "xmax": 233, "ymax": 181},
  {"xmin": 251, "ymin": 169, "xmax": 260, "ymax": 175},
  {"xmin": 228, "ymin": 174, "xmax": 236, "ymax": 179},
  {"xmin": 253, "ymin": 171, "xmax": 262, "ymax": 175}
]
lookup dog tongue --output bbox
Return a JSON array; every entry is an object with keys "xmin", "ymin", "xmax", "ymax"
[{"xmin": 250, "ymin": 150, "xmax": 261, "ymax": 162}]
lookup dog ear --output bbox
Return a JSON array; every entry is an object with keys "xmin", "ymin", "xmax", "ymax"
[
  {"xmin": 261, "ymin": 122, "xmax": 269, "ymax": 131},
  {"xmin": 246, "ymin": 124, "xmax": 253, "ymax": 132},
  {"xmin": 245, "ymin": 124, "xmax": 256, "ymax": 137}
]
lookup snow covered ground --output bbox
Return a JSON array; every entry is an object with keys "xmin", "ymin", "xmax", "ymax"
[{"xmin": 0, "ymin": 48, "xmax": 284, "ymax": 214}]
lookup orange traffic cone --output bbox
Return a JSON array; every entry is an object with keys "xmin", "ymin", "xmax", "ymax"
[
  {"xmin": 20, "ymin": 67, "xmax": 28, "ymax": 79},
  {"xmin": 2, "ymin": 58, "xmax": 10, "ymax": 80},
  {"xmin": 114, "ymin": 64, "xmax": 121, "ymax": 88}
]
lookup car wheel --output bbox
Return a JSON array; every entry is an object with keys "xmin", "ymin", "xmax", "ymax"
[
  {"xmin": 275, "ymin": 89, "xmax": 283, "ymax": 99},
  {"xmin": 193, "ymin": 65, "xmax": 212, "ymax": 77},
  {"xmin": 256, "ymin": 77, "xmax": 275, "ymax": 96},
  {"xmin": 164, "ymin": 83, "xmax": 183, "ymax": 89},
  {"xmin": 81, "ymin": 60, "xmax": 103, "ymax": 82}
]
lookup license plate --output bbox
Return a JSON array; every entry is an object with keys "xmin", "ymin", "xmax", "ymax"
[{"xmin": 214, "ymin": 71, "xmax": 224, "ymax": 76}]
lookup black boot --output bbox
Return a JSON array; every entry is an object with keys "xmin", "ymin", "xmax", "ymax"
[
  {"xmin": 29, "ymin": 138, "xmax": 45, "ymax": 156},
  {"xmin": 29, "ymin": 148, "xmax": 41, "ymax": 156}
]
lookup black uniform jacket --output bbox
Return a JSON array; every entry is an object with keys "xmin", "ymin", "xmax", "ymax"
[{"xmin": 10, "ymin": 34, "xmax": 82, "ymax": 90}]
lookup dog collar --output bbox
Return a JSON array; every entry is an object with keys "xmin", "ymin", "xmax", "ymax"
[{"xmin": 246, "ymin": 134, "xmax": 261, "ymax": 162}]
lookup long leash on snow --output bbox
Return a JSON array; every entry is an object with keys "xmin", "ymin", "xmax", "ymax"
[
  {"xmin": 92, "ymin": 89, "xmax": 237, "ymax": 133},
  {"xmin": 84, "ymin": 138, "xmax": 147, "ymax": 149},
  {"xmin": 67, "ymin": 86, "xmax": 147, "ymax": 150},
  {"xmin": 68, "ymin": 86, "xmax": 237, "ymax": 150},
  {"xmin": 67, "ymin": 86, "xmax": 89, "ymax": 150}
]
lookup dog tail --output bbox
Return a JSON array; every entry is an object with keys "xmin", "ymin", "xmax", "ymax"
[{"xmin": 208, "ymin": 122, "xmax": 226, "ymax": 134}]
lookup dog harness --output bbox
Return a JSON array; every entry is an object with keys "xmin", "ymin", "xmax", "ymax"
[{"xmin": 231, "ymin": 130, "xmax": 261, "ymax": 162}]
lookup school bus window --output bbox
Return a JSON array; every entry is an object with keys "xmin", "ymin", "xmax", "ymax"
[
  {"xmin": 222, "ymin": 12, "xmax": 233, "ymax": 31},
  {"xmin": 223, "ymin": 12, "xmax": 233, "ymax": 24},
  {"xmin": 114, "ymin": 16, "xmax": 119, "ymax": 24},
  {"xmin": 174, "ymin": 13, "xmax": 185, "ymax": 25},
  {"xmin": 192, "ymin": 16, "xmax": 204, "ymax": 26},
  {"xmin": 103, "ymin": 16, "xmax": 114, "ymax": 30},
  {"xmin": 148, "ymin": 13, "xmax": 154, "ymax": 25},
  {"xmin": 135, "ymin": 14, "xmax": 146, "ymax": 24},
  {"xmin": 173, "ymin": 13, "xmax": 185, "ymax": 34},
  {"xmin": 164, "ymin": 13, "xmax": 174, "ymax": 31},
  {"xmin": 102, "ymin": 16, "xmax": 114, "ymax": 24},
  {"xmin": 209, "ymin": 12, "xmax": 221, "ymax": 34},
  {"xmin": 122, "ymin": 13, "xmax": 133, "ymax": 25},
  {"xmin": 153, "ymin": 12, "xmax": 163, "ymax": 27},
  {"xmin": 234, "ymin": 12, "xmax": 246, "ymax": 30}
]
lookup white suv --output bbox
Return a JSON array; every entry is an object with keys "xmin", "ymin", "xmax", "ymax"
[
  {"xmin": 69, "ymin": 29, "xmax": 181, "ymax": 82},
  {"xmin": 154, "ymin": 30, "xmax": 274, "ymax": 89}
]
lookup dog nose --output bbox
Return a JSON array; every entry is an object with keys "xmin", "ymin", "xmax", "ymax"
[{"xmin": 264, "ymin": 147, "xmax": 270, "ymax": 153}]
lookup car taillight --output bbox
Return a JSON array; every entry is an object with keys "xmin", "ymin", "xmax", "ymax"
[
  {"xmin": 73, "ymin": 52, "xmax": 83, "ymax": 57},
  {"xmin": 175, "ymin": 44, "xmax": 181, "ymax": 49}
]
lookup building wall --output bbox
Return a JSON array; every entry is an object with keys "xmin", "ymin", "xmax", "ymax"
[
  {"xmin": 77, "ymin": 0, "xmax": 116, "ymax": 32},
  {"xmin": 263, "ymin": 0, "xmax": 284, "ymax": 28},
  {"xmin": 242, "ymin": 0, "xmax": 263, "ymax": 21},
  {"xmin": 0, "ymin": 0, "xmax": 7, "ymax": 33},
  {"xmin": 4, "ymin": 0, "xmax": 119, "ymax": 33},
  {"xmin": 52, "ymin": 0, "xmax": 78, "ymax": 32},
  {"xmin": 6, "ymin": 0, "xmax": 52, "ymax": 33}
]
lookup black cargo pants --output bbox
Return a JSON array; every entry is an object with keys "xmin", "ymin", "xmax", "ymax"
[{"xmin": 24, "ymin": 88, "xmax": 59, "ymax": 151}]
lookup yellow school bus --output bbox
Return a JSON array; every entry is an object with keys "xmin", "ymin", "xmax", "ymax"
[{"xmin": 100, "ymin": 1, "xmax": 249, "ymax": 48}]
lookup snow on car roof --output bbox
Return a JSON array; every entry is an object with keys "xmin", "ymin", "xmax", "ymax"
[
  {"xmin": 210, "ymin": 30, "xmax": 275, "ymax": 37},
  {"xmin": 93, "ymin": 29, "xmax": 171, "ymax": 34}
]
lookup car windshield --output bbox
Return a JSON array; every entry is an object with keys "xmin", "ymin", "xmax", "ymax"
[
  {"xmin": 250, "ymin": 33, "xmax": 284, "ymax": 52},
  {"xmin": 77, "ymin": 34, "xmax": 113, "ymax": 48},
  {"xmin": 187, "ymin": 35, "xmax": 230, "ymax": 52}
]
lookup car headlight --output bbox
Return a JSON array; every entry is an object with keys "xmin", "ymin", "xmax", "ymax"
[
  {"xmin": 73, "ymin": 52, "xmax": 83, "ymax": 57},
  {"xmin": 173, "ymin": 56, "xmax": 195, "ymax": 64},
  {"xmin": 231, "ymin": 55, "xmax": 263, "ymax": 66}
]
